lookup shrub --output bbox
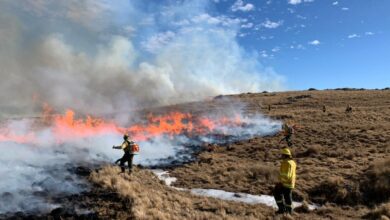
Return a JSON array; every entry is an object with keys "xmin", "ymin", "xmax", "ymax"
[
  {"xmin": 297, "ymin": 145, "xmax": 322, "ymax": 157},
  {"xmin": 309, "ymin": 177, "xmax": 361, "ymax": 205},
  {"xmin": 361, "ymin": 158, "xmax": 390, "ymax": 205},
  {"xmin": 248, "ymin": 164, "xmax": 278, "ymax": 182},
  {"xmin": 294, "ymin": 200, "xmax": 310, "ymax": 213},
  {"xmin": 363, "ymin": 202, "xmax": 390, "ymax": 219}
]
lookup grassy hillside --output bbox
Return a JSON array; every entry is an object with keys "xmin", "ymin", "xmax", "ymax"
[
  {"xmin": 18, "ymin": 89, "xmax": 388, "ymax": 220},
  {"xmin": 88, "ymin": 89, "xmax": 389, "ymax": 219},
  {"xmin": 169, "ymin": 89, "xmax": 390, "ymax": 219}
]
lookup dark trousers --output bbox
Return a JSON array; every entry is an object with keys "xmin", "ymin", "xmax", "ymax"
[
  {"xmin": 273, "ymin": 184, "xmax": 293, "ymax": 214},
  {"xmin": 280, "ymin": 134, "xmax": 293, "ymax": 146},
  {"xmin": 119, "ymin": 152, "xmax": 134, "ymax": 173}
]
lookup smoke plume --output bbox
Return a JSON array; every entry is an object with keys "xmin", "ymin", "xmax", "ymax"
[
  {"xmin": 0, "ymin": 0, "xmax": 283, "ymax": 117},
  {"xmin": 0, "ymin": 0, "xmax": 284, "ymax": 215},
  {"xmin": 0, "ymin": 110, "xmax": 281, "ymax": 214}
]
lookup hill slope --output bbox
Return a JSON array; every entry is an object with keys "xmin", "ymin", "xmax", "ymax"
[
  {"xmin": 170, "ymin": 89, "xmax": 390, "ymax": 219},
  {"xmin": 89, "ymin": 89, "xmax": 389, "ymax": 219},
  {"xmin": 8, "ymin": 89, "xmax": 388, "ymax": 219}
]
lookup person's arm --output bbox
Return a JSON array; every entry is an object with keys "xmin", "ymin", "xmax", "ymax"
[
  {"xmin": 289, "ymin": 161, "xmax": 296, "ymax": 184},
  {"xmin": 293, "ymin": 124, "xmax": 304, "ymax": 130},
  {"xmin": 113, "ymin": 141, "xmax": 127, "ymax": 149}
]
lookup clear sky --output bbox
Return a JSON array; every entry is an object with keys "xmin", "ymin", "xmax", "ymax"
[{"xmin": 211, "ymin": 0, "xmax": 390, "ymax": 90}]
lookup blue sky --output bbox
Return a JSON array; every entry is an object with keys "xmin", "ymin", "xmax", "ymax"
[
  {"xmin": 1, "ymin": 0, "xmax": 389, "ymax": 107},
  {"xmin": 208, "ymin": 0, "xmax": 390, "ymax": 89}
]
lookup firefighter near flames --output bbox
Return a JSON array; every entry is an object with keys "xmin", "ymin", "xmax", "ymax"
[
  {"xmin": 279, "ymin": 123, "xmax": 299, "ymax": 147},
  {"xmin": 113, "ymin": 133, "xmax": 140, "ymax": 174}
]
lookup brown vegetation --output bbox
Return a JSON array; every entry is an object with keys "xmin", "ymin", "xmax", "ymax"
[
  {"xmin": 169, "ymin": 90, "xmax": 390, "ymax": 218},
  {"xmin": 88, "ymin": 165, "xmax": 349, "ymax": 219},
  {"xmin": 34, "ymin": 89, "xmax": 388, "ymax": 219},
  {"xmin": 361, "ymin": 157, "xmax": 390, "ymax": 205},
  {"xmin": 83, "ymin": 89, "xmax": 388, "ymax": 219},
  {"xmin": 309, "ymin": 176, "xmax": 361, "ymax": 205},
  {"xmin": 90, "ymin": 166, "xmax": 278, "ymax": 220},
  {"xmin": 364, "ymin": 202, "xmax": 390, "ymax": 219},
  {"xmin": 5, "ymin": 90, "xmax": 389, "ymax": 219}
]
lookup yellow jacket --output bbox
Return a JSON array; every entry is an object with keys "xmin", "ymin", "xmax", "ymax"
[{"xmin": 279, "ymin": 159, "xmax": 296, "ymax": 189}]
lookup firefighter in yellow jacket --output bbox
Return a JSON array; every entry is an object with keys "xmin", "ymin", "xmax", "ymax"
[
  {"xmin": 113, "ymin": 134, "xmax": 139, "ymax": 174},
  {"xmin": 273, "ymin": 148, "xmax": 296, "ymax": 214}
]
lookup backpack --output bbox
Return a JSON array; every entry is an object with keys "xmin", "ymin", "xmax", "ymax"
[
  {"xmin": 284, "ymin": 126, "xmax": 294, "ymax": 136},
  {"xmin": 128, "ymin": 141, "xmax": 139, "ymax": 154}
]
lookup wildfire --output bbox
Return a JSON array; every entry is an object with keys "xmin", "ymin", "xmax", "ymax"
[
  {"xmin": 0, "ymin": 131, "xmax": 36, "ymax": 144},
  {"xmin": 52, "ymin": 110, "xmax": 123, "ymax": 142},
  {"xmin": 0, "ymin": 106, "xmax": 244, "ymax": 144}
]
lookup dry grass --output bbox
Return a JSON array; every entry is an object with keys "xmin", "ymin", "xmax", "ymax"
[
  {"xmin": 5, "ymin": 89, "xmax": 389, "ymax": 219},
  {"xmin": 89, "ymin": 166, "xmax": 278, "ymax": 220},
  {"xmin": 308, "ymin": 176, "xmax": 361, "ymax": 205},
  {"xmin": 82, "ymin": 90, "xmax": 389, "ymax": 219},
  {"xmin": 168, "ymin": 90, "xmax": 390, "ymax": 218},
  {"xmin": 88, "ymin": 165, "xmax": 344, "ymax": 219},
  {"xmin": 364, "ymin": 203, "xmax": 390, "ymax": 219},
  {"xmin": 75, "ymin": 90, "xmax": 390, "ymax": 219},
  {"xmin": 361, "ymin": 157, "xmax": 390, "ymax": 205}
]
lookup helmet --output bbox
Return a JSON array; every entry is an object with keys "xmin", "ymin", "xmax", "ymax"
[
  {"xmin": 281, "ymin": 148, "xmax": 292, "ymax": 157},
  {"xmin": 123, "ymin": 133, "xmax": 129, "ymax": 139}
]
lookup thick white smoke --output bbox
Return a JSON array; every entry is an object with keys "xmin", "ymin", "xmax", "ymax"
[
  {"xmin": 0, "ymin": 0, "xmax": 285, "ymax": 214},
  {"xmin": 0, "ymin": 112, "xmax": 281, "ymax": 214},
  {"xmin": 0, "ymin": 0, "xmax": 284, "ymax": 118},
  {"xmin": 0, "ymin": 117, "xmax": 184, "ymax": 213}
]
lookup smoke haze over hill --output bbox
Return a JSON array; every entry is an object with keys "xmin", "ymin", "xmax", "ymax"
[
  {"xmin": 0, "ymin": 0, "xmax": 284, "ymax": 117},
  {"xmin": 0, "ymin": 0, "xmax": 284, "ymax": 214}
]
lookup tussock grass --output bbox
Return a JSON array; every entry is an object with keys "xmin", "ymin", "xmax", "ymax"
[
  {"xmin": 364, "ymin": 203, "xmax": 390, "ymax": 219},
  {"xmin": 83, "ymin": 90, "xmax": 389, "ymax": 219},
  {"xmin": 90, "ymin": 166, "xmax": 275, "ymax": 220},
  {"xmin": 309, "ymin": 176, "xmax": 361, "ymax": 205},
  {"xmin": 89, "ymin": 166, "xmax": 337, "ymax": 219},
  {"xmin": 167, "ymin": 90, "xmax": 390, "ymax": 218},
  {"xmin": 361, "ymin": 157, "xmax": 390, "ymax": 205}
]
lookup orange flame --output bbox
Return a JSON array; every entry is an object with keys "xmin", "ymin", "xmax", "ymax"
[
  {"xmin": 0, "ymin": 131, "xmax": 36, "ymax": 144},
  {"xmin": 0, "ymin": 105, "xmax": 244, "ymax": 144},
  {"xmin": 52, "ymin": 110, "xmax": 123, "ymax": 142}
]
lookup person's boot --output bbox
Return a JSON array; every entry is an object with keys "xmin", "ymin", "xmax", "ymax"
[
  {"xmin": 276, "ymin": 202, "xmax": 285, "ymax": 214},
  {"xmin": 285, "ymin": 205, "xmax": 293, "ymax": 214},
  {"xmin": 118, "ymin": 166, "xmax": 125, "ymax": 174}
]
